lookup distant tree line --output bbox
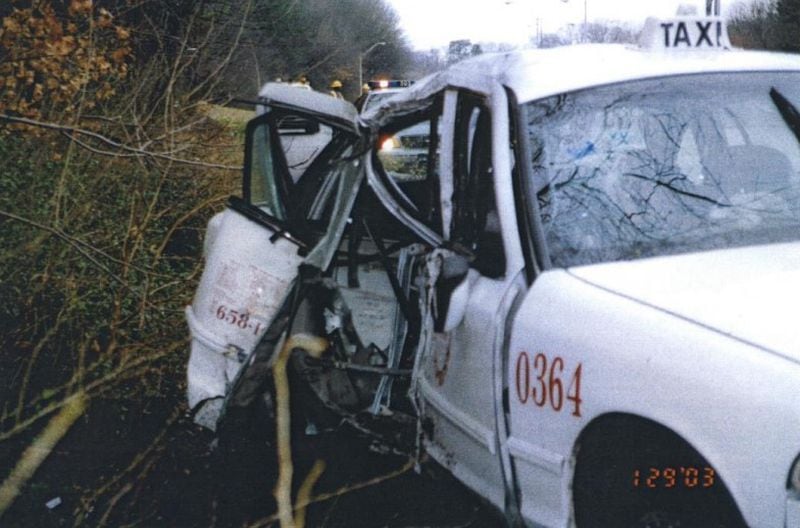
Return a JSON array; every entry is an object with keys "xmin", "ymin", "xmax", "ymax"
[
  {"xmin": 0, "ymin": 0, "xmax": 414, "ymax": 110},
  {"xmin": 533, "ymin": 21, "xmax": 636, "ymax": 49},
  {"xmin": 728, "ymin": 0, "xmax": 800, "ymax": 50},
  {"xmin": 198, "ymin": 0, "xmax": 414, "ymax": 100}
]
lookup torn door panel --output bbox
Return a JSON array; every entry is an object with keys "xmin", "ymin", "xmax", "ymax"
[
  {"xmin": 221, "ymin": 156, "xmax": 367, "ymax": 416},
  {"xmin": 186, "ymin": 84, "xmax": 362, "ymax": 429},
  {"xmin": 185, "ymin": 202, "xmax": 305, "ymax": 413}
]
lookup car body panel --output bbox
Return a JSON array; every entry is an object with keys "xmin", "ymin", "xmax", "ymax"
[
  {"xmin": 186, "ymin": 205, "xmax": 304, "ymax": 419},
  {"xmin": 508, "ymin": 268, "xmax": 800, "ymax": 527},
  {"xmin": 416, "ymin": 270, "xmax": 519, "ymax": 511},
  {"xmin": 569, "ymin": 242, "xmax": 800, "ymax": 361}
]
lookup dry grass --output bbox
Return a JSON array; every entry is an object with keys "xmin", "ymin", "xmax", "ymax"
[
  {"xmin": 0, "ymin": 105, "xmax": 245, "ymax": 520},
  {"xmin": 203, "ymin": 103, "xmax": 254, "ymax": 129}
]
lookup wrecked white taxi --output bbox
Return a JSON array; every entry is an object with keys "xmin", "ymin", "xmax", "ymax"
[{"xmin": 187, "ymin": 15, "xmax": 800, "ymax": 527}]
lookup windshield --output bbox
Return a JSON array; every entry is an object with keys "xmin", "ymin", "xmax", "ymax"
[
  {"xmin": 524, "ymin": 72, "xmax": 800, "ymax": 267},
  {"xmin": 363, "ymin": 91, "xmax": 401, "ymax": 112}
]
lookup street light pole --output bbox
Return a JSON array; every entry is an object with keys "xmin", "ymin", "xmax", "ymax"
[
  {"xmin": 358, "ymin": 41, "xmax": 386, "ymax": 95},
  {"xmin": 560, "ymin": 0, "xmax": 588, "ymax": 43},
  {"xmin": 584, "ymin": 0, "xmax": 587, "ymax": 43}
]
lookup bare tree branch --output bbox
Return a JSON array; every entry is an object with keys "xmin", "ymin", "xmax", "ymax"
[
  {"xmin": 0, "ymin": 114, "xmax": 242, "ymax": 170},
  {"xmin": 0, "ymin": 209, "xmax": 168, "ymax": 301}
]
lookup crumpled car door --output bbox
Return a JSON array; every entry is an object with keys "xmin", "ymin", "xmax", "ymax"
[{"xmin": 186, "ymin": 83, "xmax": 363, "ymax": 429}]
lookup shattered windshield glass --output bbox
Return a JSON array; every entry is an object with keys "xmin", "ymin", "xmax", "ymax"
[{"xmin": 525, "ymin": 72, "xmax": 800, "ymax": 267}]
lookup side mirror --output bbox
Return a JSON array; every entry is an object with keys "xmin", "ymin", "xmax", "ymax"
[{"xmin": 433, "ymin": 253, "xmax": 471, "ymax": 333}]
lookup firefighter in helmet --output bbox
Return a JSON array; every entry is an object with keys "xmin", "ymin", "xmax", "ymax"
[{"xmin": 329, "ymin": 80, "xmax": 344, "ymax": 99}]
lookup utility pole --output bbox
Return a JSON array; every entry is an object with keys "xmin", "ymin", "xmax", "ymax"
[
  {"xmin": 583, "ymin": 0, "xmax": 587, "ymax": 43},
  {"xmin": 537, "ymin": 17, "xmax": 542, "ymax": 47},
  {"xmin": 358, "ymin": 41, "xmax": 386, "ymax": 95},
  {"xmin": 560, "ymin": 0, "xmax": 588, "ymax": 43}
]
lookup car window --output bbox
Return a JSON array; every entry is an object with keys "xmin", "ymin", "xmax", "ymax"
[
  {"xmin": 524, "ymin": 72, "xmax": 800, "ymax": 267},
  {"xmin": 244, "ymin": 108, "xmax": 356, "ymax": 242},
  {"xmin": 452, "ymin": 93, "xmax": 505, "ymax": 278},
  {"xmin": 373, "ymin": 96, "xmax": 443, "ymax": 233}
]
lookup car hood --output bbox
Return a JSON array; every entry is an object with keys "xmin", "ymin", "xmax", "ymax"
[{"xmin": 568, "ymin": 242, "xmax": 800, "ymax": 360}]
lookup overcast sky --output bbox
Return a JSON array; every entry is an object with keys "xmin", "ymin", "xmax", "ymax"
[{"xmin": 386, "ymin": 0, "xmax": 748, "ymax": 49}]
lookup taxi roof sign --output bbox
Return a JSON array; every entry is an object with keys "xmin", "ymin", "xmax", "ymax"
[{"xmin": 639, "ymin": 16, "xmax": 731, "ymax": 51}]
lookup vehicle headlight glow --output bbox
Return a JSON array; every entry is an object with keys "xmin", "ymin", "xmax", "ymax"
[{"xmin": 380, "ymin": 137, "xmax": 400, "ymax": 151}]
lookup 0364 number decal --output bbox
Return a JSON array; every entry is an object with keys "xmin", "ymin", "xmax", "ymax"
[{"xmin": 515, "ymin": 352, "xmax": 583, "ymax": 417}]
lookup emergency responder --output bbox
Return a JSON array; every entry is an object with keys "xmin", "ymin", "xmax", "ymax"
[{"xmin": 329, "ymin": 80, "xmax": 344, "ymax": 99}]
